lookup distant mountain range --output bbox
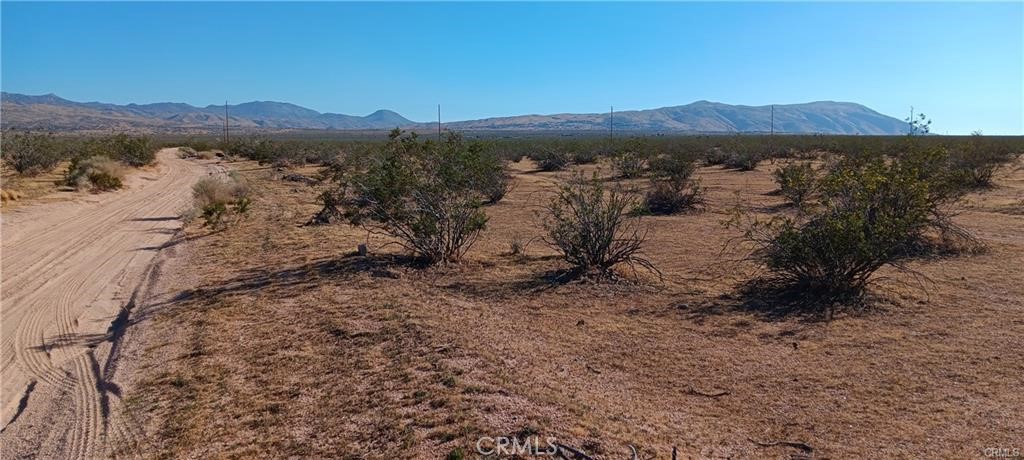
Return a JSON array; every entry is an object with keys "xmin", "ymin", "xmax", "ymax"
[{"xmin": 0, "ymin": 92, "xmax": 909, "ymax": 135}]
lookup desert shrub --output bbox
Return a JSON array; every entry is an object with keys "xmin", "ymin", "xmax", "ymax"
[
  {"xmin": 222, "ymin": 136, "xmax": 279, "ymax": 163},
  {"xmin": 773, "ymin": 162, "xmax": 818, "ymax": 208},
  {"xmin": 183, "ymin": 137, "xmax": 214, "ymax": 152},
  {"xmin": 531, "ymin": 148, "xmax": 571, "ymax": 171},
  {"xmin": 189, "ymin": 175, "xmax": 251, "ymax": 228},
  {"xmin": 320, "ymin": 130, "xmax": 497, "ymax": 264},
  {"xmin": 612, "ymin": 150, "xmax": 647, "ymax": 178},
  {"xmin": 703, "ymin": 148, "xmax": 729, "ymax": 166},
  {"xmin": 571, "ymin": 149, "xmax": 600, "ymax": 164},
  {"xmin": 649, "ymin": 151, "xmax": 698, "ymax": 183},
  {"xmin": 543, "ymin": 173, "xmax": 656, "ymax": 278},
  {"xmin": 480, "ymin": 169, "xmax": 513, "ymax": 204},
  {"xmin": 178, "ymin": 146, "xmax": 198, "ymax": 158},
  {"xmin": 723, "ymin": 150, "xmax": 763, "ymax": 171},
  {"xmin": 641, "ymin": 151, "xmax": 704, "ymax": 215},
  {"xmin": 612, "ymin": 138, "xmax": 652, "ymax": 178},
  {"xmin": 946, "ymin": 135, "xmax": 1019, "ymax": 188},
  {"xmin": 103, "ymin": 134, "xmax": 157, "ymax": 167},
  {"xmin": 642, "ymin": 180, "xmax": 704, "ymax": 215},
  {"xmin": 507, "ymin": 234, "xmax": 535, "ymax": 257},
  {"xmin": 738, "ymin": 146, "xmax": 976, "ymax": 304},
  {"xmin": 1, "ymin": 132, "xmax": 65, "ymax": 175},
  {"xmin": 64, "ymin": 155, "xmax": 125, "ymax": 192}
]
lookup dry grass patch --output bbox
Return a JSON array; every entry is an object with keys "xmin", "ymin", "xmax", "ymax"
[{"xmin": 122, "ymin": 157, "xmax": 1024, "ymax": 458}]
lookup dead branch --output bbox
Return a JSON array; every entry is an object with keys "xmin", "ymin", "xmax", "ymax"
[
  {"xmin": 687, "ymin": 387, "xmax": 730, "ymax": 398},
  {"xmin": 748, "ymin": 437, "xmax": 814, "ymax": 453}
]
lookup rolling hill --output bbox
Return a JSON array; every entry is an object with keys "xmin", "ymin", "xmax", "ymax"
[{"xmin": 1, "ymin": 92, "xmax": 909, "ymax": 134}]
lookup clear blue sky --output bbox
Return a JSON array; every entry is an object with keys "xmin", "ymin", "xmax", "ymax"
[{"xmin": 2, "ymin": 2, "xmax": 1022, "ymax": 134}]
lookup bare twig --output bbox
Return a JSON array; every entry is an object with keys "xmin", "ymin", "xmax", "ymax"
[
  {"xmin": 687, "ymin": 387, "xmax": 730, "ymax": 398},
  {"xmin": 748, "ymin": 437, "xmax": 813, "ymax": 453}
]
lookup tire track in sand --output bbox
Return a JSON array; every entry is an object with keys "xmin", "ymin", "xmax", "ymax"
[{"xmin": 0, "ymin": 149, "xmax": 215, "ymax": 457}]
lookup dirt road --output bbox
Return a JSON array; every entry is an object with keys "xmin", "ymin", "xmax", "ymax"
[{"xmin": 0, "ymin": 149, "xmax": 214, "ymax": 457}]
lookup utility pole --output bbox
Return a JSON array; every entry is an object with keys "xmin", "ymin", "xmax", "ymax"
[
  {"xmin": 770, "ymin": 104, "xmax": 775, "ymax": 136},
  {"xmin": 437, "ymin": 104, "xmax": 441, "ymax": 140},
  {"xmin": 909, "ymin": 106, "xmax": 914, "ymax": 135},
  {"xmin": 609, "ymin": 106, "xmax": 614, "ymax": 142},
  {"xmin": 224, "ymin": 101, "xmax": 229, "ymax": 145}
]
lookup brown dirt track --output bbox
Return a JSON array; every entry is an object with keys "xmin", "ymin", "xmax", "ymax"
[
  {"xmin": 0, "ymin": 149, "xmax": 217, "ymax": 457},
  {"xmin": 13, "ymin": 154, "xmax": 1022, "ymax": 459}
]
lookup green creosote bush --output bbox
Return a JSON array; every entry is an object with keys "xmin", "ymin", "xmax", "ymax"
[
  {"xmin": 735, "ymin": 145, "xmax": 977, "ymax": 305},
  {"xmin": 543, "ymin": 173, "xmax": 658, "ymax": 278},
  {"xmin": 773, "ymin": 161, "xmax": 818, "ymax": 209},
  {"xmin": 612, "ymin": 137, "xmax": 651, "ymax": 178},
  {"xmin": 1, "ymin": 131, "xmax": 66, "ymax": 175},
  {"xmin": 641, "ymin": 151, "xmax": 704, "ymax": 215},
  {"xmin": 318, "ymin": 129, "xmax": 503, "ymax": 264},
  {"xmin": 531, "ymin": 148, "xmax": 571, "ymax": 171}
]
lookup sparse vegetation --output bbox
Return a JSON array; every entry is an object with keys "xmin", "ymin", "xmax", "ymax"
[
  {"xmin": 531, "ymin": 148, "xmax": 571, "ymax": 171},
  {"xmin": 1, "ymin": 132, "xmax": 65, "ymax": 175},
  {"xmin": 318, "ymin": 130, "xmax": 503, "ymax": 264},
  {"xmin": 641, "ymin": 151, "xmax": 704, "ymax": 215},
  {"xmin": 947, "ymin": 134, "xmax": 1019, "ymax": 188},
  {"xmin": 543, "ymin": 173, "xmax": 656, "ymax": 278},
  {"xmin": 100, "ymin": 134, "xmax": 157, "ymax": 167},
  {"xmin": 612, "ymin": 138, "xmax": 650, "ymax": 178},
  {"xmin": 773, "ymin": 161, "xmax": 818, "ymax": 209},
  {"xmin": 64, "ymin": 155, "xmax": 126, "ymax": 191},
  {"xmin": 737, "ymin": 145, "xmax": 977, "ymax": 305},
  {"xmin": 188, "ymin": 174, "xmax": 252, "ymax": 228},
  {"xmin": 119, "ymin": 129, "xmax": 1024, "ymax": 460}
]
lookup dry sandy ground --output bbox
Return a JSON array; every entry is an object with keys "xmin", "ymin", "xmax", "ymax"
[
  {"xmin": 0, "ymin": 149, "xmax": 216, "ymax": 457},
  {"xmin": 110, "ymin": 155, "xmax": 1024, "ymax": 459}
]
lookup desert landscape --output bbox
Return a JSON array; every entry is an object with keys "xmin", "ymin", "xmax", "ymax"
[
  {"xmin": 2, "ymin": 1, "xmax": 1022, "ymax": 459},
  {"xmin": 2, "ymin": 131, "xmax": 1023, "ymax": 459}
]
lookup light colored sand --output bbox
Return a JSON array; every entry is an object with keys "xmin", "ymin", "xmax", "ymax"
[{"xmin": 0, "ymin": 149, "xmax": 215, "ymax": 457}]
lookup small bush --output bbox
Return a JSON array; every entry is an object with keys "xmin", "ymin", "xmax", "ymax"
[
  {"xmin": 64, "ymin": 156, "xmax": 125, "ymax": 192},
  {"xmin": 543, "ymin": 173, "xmax": 657, "ymax": 278},
  {"xmin": 737, "ymin": 146, "xmax": 976, "ymax": 304},
  {"xmin": 189, "ymin": 175, "xmax": 251, "ymax": 228},
  {"xmin": 612, "ymin": 150, "xmax": 647, "ymax": 178},
  {"xmin": 480, "ymin": 170, "xmax": 513, "ymax": 204},
  {"xmin": 649, "ymin": 151, "xmax": 698, "ymax": 183},
  {"xmin": 947, "ymin": 135, "xmax": 1019, "ymax": 188},
  {"xmin": 531, "ymin": 148, "xmax": 571, "ymax": 171},
  {"xmin": 321, "ymin": 130, "xmax": 496, "ymax": 264},
  {"xmin": 639, "ymin": 151, "xmax": 704, "ymax": 215},
  {"xmin": 773, "ymin": 162, "xmax": 818, "ymax": 208},
  {"xmin": 723, "ymin": 150, "xmax": 763, "ymax": 171},
  {"xmin": 178, "ymin": 146, "xmax": 198, "ymax": 158},
  {"xmin": 642, "ymin": 179, "xmax": 705, "ymax": 215},
  {"xmin": 572, "ymin": 149, "xmax": 600, "ymax": 164},
  {"xmin": 1, "ymin": 132, "xmax": 65, "ymax": 175},
  {"xmin": 104, "ymin": 134, "xmax": 157, "ymax": 167}
]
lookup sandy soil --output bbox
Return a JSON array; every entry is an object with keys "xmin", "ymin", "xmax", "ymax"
[
  {"xmin": 115, "ymin": 157, "xmax": 1024, "ymax": 459},
  {"xmin": 0, "ymin": 149, "xmax": 216, "ymax": 457}
]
